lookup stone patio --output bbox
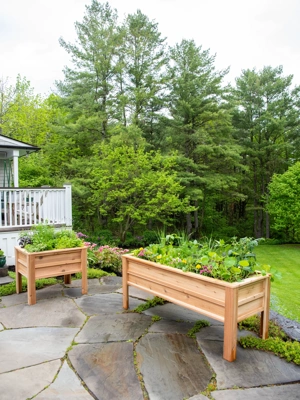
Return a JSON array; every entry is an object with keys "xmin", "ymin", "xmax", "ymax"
[{"xmin": 0, "ymin": 276, "xmax": 299, "ymax": 399}]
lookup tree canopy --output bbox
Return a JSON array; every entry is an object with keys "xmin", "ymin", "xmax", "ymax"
[{"xmin": 3, "ymin": 1, "xmax": 300, "ymax": 244}]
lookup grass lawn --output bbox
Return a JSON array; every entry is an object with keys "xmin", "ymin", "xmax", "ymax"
[{"xmin": 255, "ymin": 244, "xmax": 300, "ymax": 323}]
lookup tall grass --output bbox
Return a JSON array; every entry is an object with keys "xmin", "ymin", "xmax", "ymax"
[{"xmin": 256, "ymin": 244, "xmax": 300, "ymax": 323}]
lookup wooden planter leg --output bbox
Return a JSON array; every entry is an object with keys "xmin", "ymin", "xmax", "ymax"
[
  {"xmin": 16, "ymin": 272, "xmax": 22, "ymax": 294},
  {"xmin": 81, "ymin": 247, "xmax": 88, "ymax": 295},
  {"xmin": 223, "ymin": 287, "xmax": 238, "ymax": 362},
  {"xmin": 15, "ymin": 248, "xmax": 22, "ymax": 294},
  {"xmin": 122, "ymin": 258, "xmax": 129, "ymax": 310},
  {"xmin": 27, "ymin": 256, "xmax": 36, "ymax": 305},
  {"xmin": 260, "ymin": 276, "xmax": 270, "ymax": 339},
  {"xmin": 64, "ymin": 275, "xmax": 71, "ymax": 285}
]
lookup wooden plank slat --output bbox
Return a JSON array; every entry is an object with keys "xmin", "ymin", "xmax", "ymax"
[{"xmin": 128, "ymin": 272, "xmax": 225, "ymax": 307}]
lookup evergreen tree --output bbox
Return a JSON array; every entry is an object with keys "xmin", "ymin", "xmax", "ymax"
[
  {"xmin": 166, "ymin": 40, "xmax": 243, "ymax": 235},
  {"xmin": 232, "ymin": 66, "xmax": 300, "ymax": 237},
  {"xmin": 57, "ymin": 1, "xmax": 121, "ymax": 153},
  {"xmin": 121, "ymin": 10, "xmax": 168, "ymax": 140}
]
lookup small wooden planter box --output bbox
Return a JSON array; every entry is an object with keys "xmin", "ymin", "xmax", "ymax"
[
  {"xmin": 122, "ymin": 254, "xmax": 270, "ymax": 362},
  {"xmin": 15, "ymin": 246, "xmax": 88, "ymax": 305}
]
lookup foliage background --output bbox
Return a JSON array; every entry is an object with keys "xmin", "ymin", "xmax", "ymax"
[{"xmin": 1, "ymin": 1, "xmax": 300, "ymax": 244}]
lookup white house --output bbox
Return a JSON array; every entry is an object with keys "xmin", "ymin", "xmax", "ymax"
[{"xmin": 0, "ymin": 134, "xmax": 72, "ymax": 265}]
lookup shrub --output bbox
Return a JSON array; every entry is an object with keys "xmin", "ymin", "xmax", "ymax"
[{"xmin": 93, "ymin": 245, "xmax": 129, "ymax": 274}]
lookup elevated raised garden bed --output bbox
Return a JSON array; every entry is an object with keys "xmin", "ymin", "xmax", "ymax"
[
  {"xmin": 122, "ymin": 254, "xmax": 270, "ymax": 362},
  {"xmin": 15, "ymin": 246, "xmax": 88, "ymax": 305}
]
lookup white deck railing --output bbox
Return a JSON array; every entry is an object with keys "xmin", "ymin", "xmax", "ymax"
[{"xmin": 0, "ymin": 184, "xmax": 72, "ymax": 229}]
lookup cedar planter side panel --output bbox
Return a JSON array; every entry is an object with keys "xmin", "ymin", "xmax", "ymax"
[
  {"xmin": 15, "ymin": 246, "xmax": 88, "ymax": 305},
  {"xmin": 122, "ymin": 254, "xmax": 270, "ymax": 362}
]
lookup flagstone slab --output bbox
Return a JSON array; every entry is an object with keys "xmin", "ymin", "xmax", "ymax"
[
  {"xmin": 0, "ymin": 297, "xmax": 86, "ymax": 328},
  {"xmin": 64, "ymin": 287, "xmax": 87, "ymax": 298},
  {"xmin": 69, "ymin": 342, "xmax": 144, "ymax": 400},
  {"xmin": 117, "ymin": 286, "xmax": 155, "ymax": 300},
  {"xmin": 35, "ymin": 284, "xmax": 64, "ymax": 300},
  {"xmin": 0, "ymin": 327, "xmax": 78, "ymax": 373},
  {"xmin": 88, "ymin": 285, "xmax": 122, "ymax": 295},
  {"xmin": 35, "ymin": 361, "xmax": 93, "ymax": 399},
  {"xmin": 0, "ymin": 291, "xmax": 28, "ymax": 306},
  {"xmin": 211, "ymin": 383, "xmax": 300, "ymax": 399},
  {"xmin": 64, "ymin": 278, "xmax": 99, "ymax": 288},
  {"xmin": 196, "ymin": 326, "xmax": 300, "ymax": 389},
  {"xmin": 136, "ymin": 333, "xmax": 213, "ymax": 400},
  {"xmin": 76, "ymin": 313, "xmax": 152, "ymax": 343},
  {"xmin": 149, "ymin": 319, "xmax": 195, "ymax": 334},
  {"xmin": 188, "ymin": 395, "xmax": 210, "ymax": 400},
  {"xmin": 144, "ymin": 302, "xmax": 223, "ymax": 325},
  {"xmin": 75, "ymin": 293, "xmax": 145, "ymax": 315},
  {"xmin": 100, "ymin": 276, "xmax": 122, "ymax": 286},
  {"xmin": 0, "ymin": 323, "xmax": 3, "ymax": 330},
  {"xmin": 0, "ymin": 360, "xmax": 61, "ymax": 400},
  {"xmin": 0, "ymin": 275, "xmax": 13, "ymax": 285}
]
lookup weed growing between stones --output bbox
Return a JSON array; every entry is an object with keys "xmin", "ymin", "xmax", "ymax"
[
  {"xmin": 187, "ymin": 320, "xmax": 210, "ymax": 338},
  {"xmin": 200, "ymin": 374, "xmax": 217, "ymax": 399},
  {"xmin": 133, "ymin": 346, "xmax": 150, "ymax": 400},
  {"xmin": 130, "ymin": 296, "xmax": 166, "ymax": 313},
  {"xmin": 151, "ymin": 315, "xmax": 162, "ymax": 322}
]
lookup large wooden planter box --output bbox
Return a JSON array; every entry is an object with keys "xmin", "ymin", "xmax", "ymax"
[
  {"xmin": 122, "ymin": 254, "xmax": 270, "ymax": 362},
  {"xmin": 15, "ymin": 246, "xmax": 88, "ymax": 305}
]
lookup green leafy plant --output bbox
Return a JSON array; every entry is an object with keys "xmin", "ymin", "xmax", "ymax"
[
  {"xmin": 19, "ymin": 224, "xmax": 84, "ymax": 252},
  {"xmin": 132, "ymin": 235, "xmax": 272, "ymax": 283}
]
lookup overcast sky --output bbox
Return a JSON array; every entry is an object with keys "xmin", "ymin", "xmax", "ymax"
[{"xmin": 1, "ymin": 0, "xmax": 300, "ymax": 96}]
